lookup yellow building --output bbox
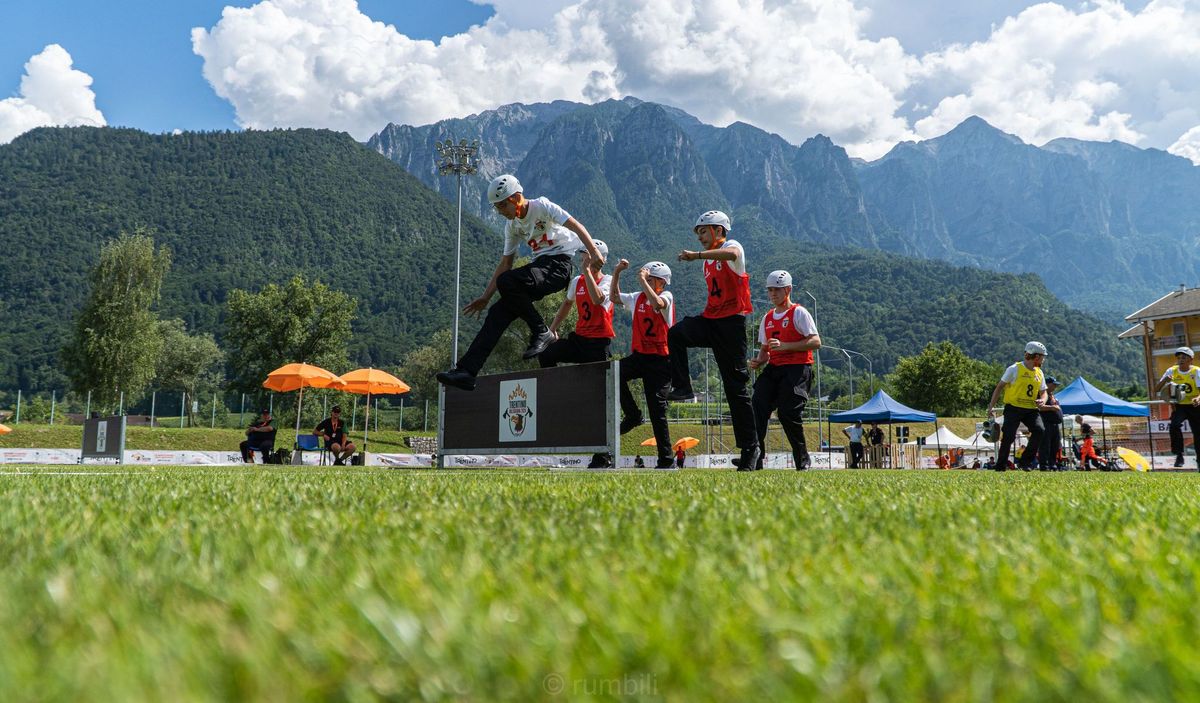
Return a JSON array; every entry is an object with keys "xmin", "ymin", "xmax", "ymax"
[{"xmin": 1123, "ymin": 285, "xmax": 1200, "ymax": 417}]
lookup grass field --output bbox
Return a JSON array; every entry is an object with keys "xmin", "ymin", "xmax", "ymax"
[{"xmin": 2, "ymin": 466, "xmax": 1198, "ymax": 701}]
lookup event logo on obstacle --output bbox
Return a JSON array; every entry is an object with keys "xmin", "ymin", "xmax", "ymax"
[{"xmin": 499, "ymin": 379, "xmax": 537, "ymax": 442}]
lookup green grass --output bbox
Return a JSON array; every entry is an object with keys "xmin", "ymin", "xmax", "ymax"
[{"xmin": 1, "ymin": 467, "xmax": 1198, "ymax": 700}]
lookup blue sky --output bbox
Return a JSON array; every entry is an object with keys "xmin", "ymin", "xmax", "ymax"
[
  {"xmin": 0, "ymin": 0, "xmax": 1196, "ymax": 163},
  {"xmin": 0, "ymin": 0, "xmax": 493, "ymax": 133}
]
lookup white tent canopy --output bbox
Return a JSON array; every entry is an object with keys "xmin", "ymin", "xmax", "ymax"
[{"xmin": 906, "ymin": 426, "xmax": 976, "ymax": 449}]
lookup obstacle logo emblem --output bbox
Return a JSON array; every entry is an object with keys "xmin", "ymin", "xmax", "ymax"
[{"xmin": 499, "ymin": 379, "xmax": 537, "ymax": 442}]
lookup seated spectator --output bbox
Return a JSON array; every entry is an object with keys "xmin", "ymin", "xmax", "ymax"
[
  {"xmin": 315, "ymin": 405, "xmax": 356, "ymax": 466},
  {"xmin": 1079, "ymin": 427, "xmax": 1107, "ymax": 470},
  {"xmin": 240, "ymin": 409, "xmax": 276, "ymax": 463},
  {"xmin": 971, "ymin": 458, "xmax": 982, "ymax": 470}
]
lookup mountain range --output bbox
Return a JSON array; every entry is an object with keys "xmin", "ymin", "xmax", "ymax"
[{"xmin": 370, "ymin": 97, "xmax": 1200, "ymax": 323}]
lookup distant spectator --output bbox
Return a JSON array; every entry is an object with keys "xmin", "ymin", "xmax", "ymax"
[
  {"xmin": 843, "ymin": 420, "xmax": 865, "ymax": 468},
  {"xmin": 315, "ymin": 405, "xmax": 356, "ymax": 466},
  {"xmin": 634, "ymin": 454, "xmax": 645, "ymax": 468},
  {"xmin": 971, "ymin": 458, "xmax": 981, "ymax": 470},
  {"xmin": 867, "ymin": 423, "xmax": 884, "ymax": 446},
  {"xmin": 1037, "ymin": 376, "xmax": 1064, "ymax": 470},
  {"xmin": 1079, "ymin": 425, "xmax": 1107, "ymax": 470},
  {"xmin": 676, "ymin": 447, "xmax": 686, "ymax": 469},
  {"xmin": 239, "ymin": 409, "xmax": 276, "ymax": 464}
]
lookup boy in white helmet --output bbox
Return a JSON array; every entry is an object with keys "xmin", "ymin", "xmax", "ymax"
[
  {"xmin": 1154, "ymin": 346, "xmax": 1200, "ymax": 468},
  {"xmin": 749, "ymin": 270, "xmax": 821, "ymax": 470},
  {"xmin": 612, "ymin": 258, "xmax": 676, "ymax": 469},
  {"xmin": 986, "ymin": 341, "xmax": 1048, "ymax": 471},
  {"xmin": 437, "ymin": 174, "xmax": 605, "ymax": 391},
  {"xmin": 669, "ymin": 210, "xmax": 760, "ymax": 472}
]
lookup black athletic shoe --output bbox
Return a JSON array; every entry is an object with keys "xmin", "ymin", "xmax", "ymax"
[
  {"xmin": 1175, "ymin": 456, "xmax": 1185, "ymax": 467},
  {"xmin": 796, "ymin": 455, "xmax": 811, "ymax": 471},
  {"xmin": 333, "ymin": 458, "xmax": 345, "ymax": 466},
  {"xmin": 522, "ymin": 329, "xmax": 556, "ymax": 360},
  {"xmin": 736, "ymin": 446, "xmax": 761, "ymax": 472},
  {"xmin": 619, "ymin": 414, "xmax": 644, "ymax": 435},
  {"xmin": 666, "ymin": 390, "xmax": 695, "ymax": 402},
  {"xmin": 656, "ymin": 458, "xmax": 677, "ymax": 469},
  {"xmin": 436, "ymin": 368, "xmax": 477, "ymax": 391}
]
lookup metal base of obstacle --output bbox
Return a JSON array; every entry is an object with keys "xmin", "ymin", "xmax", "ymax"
[{"xmin": 437, "ymin": 360, "xmax": 621, "ymax": 469}]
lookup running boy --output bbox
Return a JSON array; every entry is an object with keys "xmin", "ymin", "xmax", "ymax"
[
  {"xmin": 437, "ymin": 174, "xmax": 604, "ymax": 391},
  {"xmin": 539, "ymin": 241, "xmax": 615, "ymax": 468},
  {"xmin": 749, "ymin": 271, "xmax": 821, "ymax": 471},
  {"xmin": 986, "ymin": 341, "xmax": 1048, "ymax": 472},
  {"xmin": 612, "ymin": 258, "xmax": 676, "ymax": 469},
  {"xmin": 668, "ymin": 210, "xmax": 760, "ymax": 471},
  {"xmin": 1154, "ymin": 346, "xmax": 1200, "ymax": 468}
]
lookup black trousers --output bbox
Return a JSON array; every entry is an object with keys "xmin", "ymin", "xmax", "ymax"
[
  {"xmin": 849, "ymin": 442, "xmax": 864, "ymax": 468},
  {"xmin": 539, "ymin": 332, "xmax": 610, "ymax": 368},
  {"xmin": 752, "ymin": 363, "xmax": 812, "ymax": 467},
  {"xmin": 1038, "ymin": 419, "xmax": 1062, "ymax": 468},
  {"xmin": 997, "ymin": 404, "xmax": 1044, "ymax": 469},
  {"xmin": 1169, "ymin": 404, "xmax": 1200, "ymax": 459},
  {"xmin": 457, "ymin": 254, "xmax": 572, "ymax": 375},
  {"xmin": 668, "ymin": 314, "xmax": 757, "ymax": 449},
  {"xmin": 620, "ymin": 352, "xmax": 672, "ymax": 462},
  {"xmin": 239, "ymin": 439, "xmax": 273, "ymax": 463}
]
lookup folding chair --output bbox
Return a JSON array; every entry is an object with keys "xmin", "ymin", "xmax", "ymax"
[{"xmin": 294, "ymin": 434, "xmax": 329, "ymax": 466}]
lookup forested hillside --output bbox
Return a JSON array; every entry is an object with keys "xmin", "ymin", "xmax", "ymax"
[{"xmin": 0, "ymin": 126, "xmax": 1140, "ymax": 393}]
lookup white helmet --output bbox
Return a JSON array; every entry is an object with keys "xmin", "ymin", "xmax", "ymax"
[
  {"xmin": 1024, "ymin": 341, "xmax": 1048, "ymax": 356},
  {"xmin": 487, "ymin": 174, "xmax": 522, "ymax": 204},
  {"xmin": 693, "ymin": 210, "xmax": 731, "ymax": 234},
  {"xmin": 1175, "ymin": 346, "xmax": 1195, "ymax": 358},
  {"xmin": 642, "ymin": 261, "xmax": 672, "ymax": 285},
  {"xmin": 581, "ymin": 239, "xmax": 608, "ymax": 259},
  {"xmin": 766, "ymin": 270, "xmax": 793, "ymax": 288}
]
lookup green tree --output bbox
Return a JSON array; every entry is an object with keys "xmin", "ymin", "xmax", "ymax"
[
  {"xmin": 888, "ymin": 341, "xmax": 1000, "ymax": 416},
  {"xmin": 224, "ymin": 275, "xmax": 357, "ymax": 392},
  {"xmin": 398, "ymin": 329, "xmax": 454, "ymax": 402},
  {"xmin": 155, "ymin": 318, "xmax": 225, "ymax": 426},
  {"xmin": 62, "ymin": 229, "xmax": 171, "ymax": 410}
]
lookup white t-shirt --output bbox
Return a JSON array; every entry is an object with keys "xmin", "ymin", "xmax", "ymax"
[
  {"xmin": 758, "ymin": 304, "xmax": 818, "ymax": 344},
  {"xmin": 502, "ymin": 196, "xmax": 582, "ymax": 259},
  {"xmin": 844, "ymin": 426, "xmax": 865, "ymax": 443},
  {"xmin": 714, "ymin": 239, "xmax": 746, "ymax": 275},
  {"xmin": 619, "ymin": 290, "xmax": 675, "ymax": 326},
  {"xmin": 567, "ymin": 273, "xmax": 614, "ymax": 311},
  {"xmin": 1000, "ymin": 362, "xmax": 1048, "ymax": 391}
]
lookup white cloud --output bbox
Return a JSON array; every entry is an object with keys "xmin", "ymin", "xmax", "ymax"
[
  {"xmin": 192, "ymin": 0, "xmax": 1200, "ymax": 162},
  {"xmin": 0, "ymin": 45, "xmax": 106, "ymax": 144},
  {"xmin": 1169, "ymin": 125, "xmax": 1200, "ymax": 165}
]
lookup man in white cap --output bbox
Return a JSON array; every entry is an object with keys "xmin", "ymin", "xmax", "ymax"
[
  {"xmin": 986, "ymin": 341, "xmax": 1048, "ymax": 471},
  {"xmin": 749, "ymin": 270, "xmax": 820, "ymax": 470},
  {"xmin": 1154, "ymin": 346, "xmax": 1200, "ymax": 468},
  {"xmin": 437, "ymin": 174, "xmax": 605, "ymax": 391},
  {"xmin": 669, "ymin": 210, "xmax": 760, "ymax": 472}
]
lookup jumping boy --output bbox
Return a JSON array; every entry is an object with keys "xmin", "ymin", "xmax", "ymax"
[
  {"xmin": 612, "ymin": 258, "xmax": 676, "ymax": 469},
  {"xmin": 668, "ymin": 210, "xmax": 760, "ymax": 471},
  {"xmin": 437, "ymin": 174, "xmax": 605, "ymax": 391},
  {"xmin": 986, "ymin": 341, "xmax": 1048, "ymax": 472},
  {"xmin": 749, "ymin": 270, "xmax": 821, "ymax": 471},
  {"xmin": 539, "ymin": 241, "xmax": 615, "ymax": 468}
]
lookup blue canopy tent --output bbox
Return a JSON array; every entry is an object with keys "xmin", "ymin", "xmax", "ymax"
[
  {"xmin": 1053, "ymin": 377, "xmax": 1151, "ymax": 469},
  {"xmin": 829, "ymin": 391, "xmax": 937, "ymax": 468}
]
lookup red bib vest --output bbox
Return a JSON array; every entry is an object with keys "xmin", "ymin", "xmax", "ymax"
[
  {"xmin": 763, "ymin": 304, "xmax": 813, "ymax": 365},
  {"xmin": 702, "ymin": 252, "xmax": 752, "ymax": 318},
  {"xmin": 574, "ymin": 274, "xmax": 614, "ymax": 339},
  {"xmin": 632, "ymin": 292, "xmax": 671, "ymax": 356}
]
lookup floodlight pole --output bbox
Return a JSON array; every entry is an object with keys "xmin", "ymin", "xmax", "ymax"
[
  {"xmin": 435, "ymin": 137, "xmax": 481, "ymax": 366},
  {"xmin": 802, "ymin": 290, "xmax": 822, "ymax": 449},
  {"xmin": 845, "ymin": 349, "xmax": 874, "ymax": 396}
]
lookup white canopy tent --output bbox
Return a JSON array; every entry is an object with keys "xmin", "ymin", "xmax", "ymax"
[{"xmin": 905, "ymin": 426, "xmax": 976, "ymax": 449}]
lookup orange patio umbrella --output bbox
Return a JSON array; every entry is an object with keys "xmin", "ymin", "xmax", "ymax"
[
  {"xmin": 0, "ymin": 423, "xmax": 11, "ymax": 435},
  {"xmin": 640, "ymin": 437, "xmax": 658, "ymax": 447},
  {"xmin": 263, "ymin": 363, "xmax": 347, "ymax": 441},
  {"xmin": 673, "ymin": 437, "xmax": 700, "ymax": 452},
  {"xmin": 339, "ymin": 368, "xmax": 410, "ymax": 452}
]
